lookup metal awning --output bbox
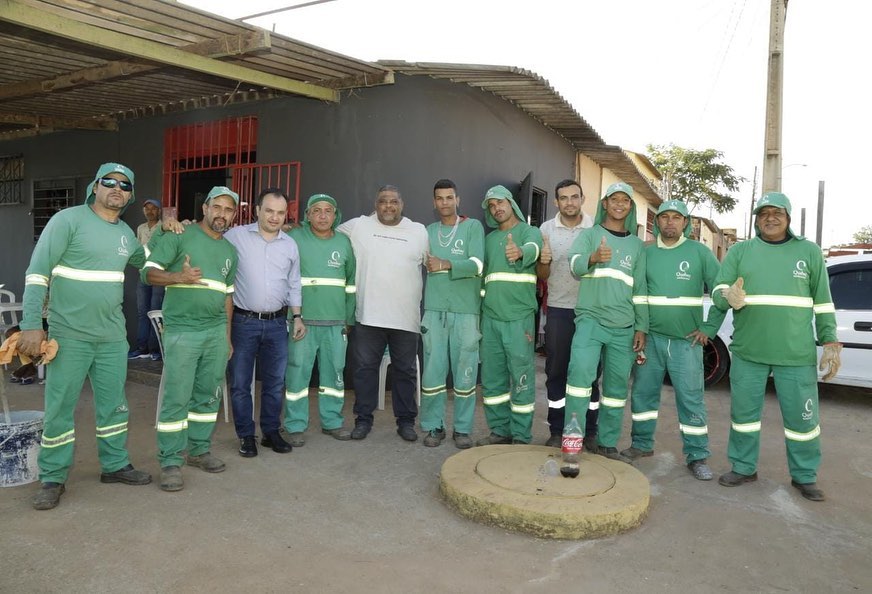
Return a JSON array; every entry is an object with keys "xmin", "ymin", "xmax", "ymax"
[
  {"xmin": 0, "ymin": 0, "xmax": 392, "ymax": 139},
  {"xmin": 378, "ymin": 61, "xmax": 661, "ymax": 204}
]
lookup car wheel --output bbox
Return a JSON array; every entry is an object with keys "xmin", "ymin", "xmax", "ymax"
[{"xmin": 704, "ymin": 337, "xmax": 730, "ymax": 387}]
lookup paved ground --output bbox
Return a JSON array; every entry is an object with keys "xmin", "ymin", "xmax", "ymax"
[{"xmin": 2, "ymin": 357, "xmax": 871, "ymax": 593}]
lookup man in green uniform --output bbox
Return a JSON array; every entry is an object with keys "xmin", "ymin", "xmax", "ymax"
[
  {"xmin": 712, "ymin": 192, "xmax": 840, "ymax": 501},
  {"xmin": 144, "ymin": 186, "xmax": 239, "ymax": 492},
  {"xmin": 283, "ymin": 194, "xmax": 356, "ymax": 445},
  {"xmin": 621, "ymin": 200, "xmax": 724, "ymax": 480},
  {"xmin": 21, "ymin": 163, "xmax": 157, "ymax": 510},
  {"xmin": 420, "ymin": 179, "xmax": 485, "ymax": 449},
  {"xmin": 565, "ymin": 182, "xmax": 648, "ymax": 462},
  {"xmin": 477, "ymin": 185, "xmax": 543, "ymax": 445}
]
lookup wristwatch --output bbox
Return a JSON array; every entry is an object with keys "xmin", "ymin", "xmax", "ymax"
[{"xmin": 291, "ymin": 313, "xmax": 302, "ymax": 320}]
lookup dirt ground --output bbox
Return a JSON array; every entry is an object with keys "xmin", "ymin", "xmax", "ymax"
[{"xmin": 1, "ymin": 358, "xmax": 871, "ymax": 593}]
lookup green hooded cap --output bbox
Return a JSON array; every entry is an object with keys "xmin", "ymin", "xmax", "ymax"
[
  {"xmin": 481, "ymin": 184, "xmax": 524, "ymax": 228},
  {"xmin": 206, "ymin": 186, "xmax": 240, "ymax": 205},
  {"xmin": 653, "ymin": 199, "xmax": 692, "ymax": 238},
  {"xmin": 594, "ymin": 182, "xmax": 638, "ymax": 234},
  {"xmin": 753, "ymin": 191, "xmax": 800, "ymax": 238},
  {"xmin": 86, "ymin": 162, "xmax": 136, "ymax": 213},
  {"xmin": 303, "ymin": 193, "xmax": 342, "ymax": 229}
]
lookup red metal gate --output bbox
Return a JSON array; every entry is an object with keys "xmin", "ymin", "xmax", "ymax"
[{"xmin": 231, "ymin": 162, "xmax": 301, "ymax": 224}]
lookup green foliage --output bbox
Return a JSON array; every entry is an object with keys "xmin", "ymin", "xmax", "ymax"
[
  {"xmin": 853, "ymin": 225, "xmax": 872, "ymax": 243},
  {"xmin": 646, "ymin": 144, "xmax": 744, "ymax": 215}
]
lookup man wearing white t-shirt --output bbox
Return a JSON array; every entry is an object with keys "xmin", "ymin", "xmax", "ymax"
[{"xmin": 338, "ymin": 185, "xmax": 429, "ymax": 442}]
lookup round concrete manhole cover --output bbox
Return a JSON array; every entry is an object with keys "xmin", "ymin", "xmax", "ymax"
[{"xmin": 440, "ymin": 445, "xmax": 650, "ymax": 539}]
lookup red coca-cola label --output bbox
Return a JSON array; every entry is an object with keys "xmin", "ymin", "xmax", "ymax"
[{"xmin": 562, "ymin": 436, "xmax": 583, "ymax": 454}]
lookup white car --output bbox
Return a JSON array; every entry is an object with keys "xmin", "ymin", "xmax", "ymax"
[{"xmin": 702, "ymin": 254, "xmax": 872, "ymax": 390}]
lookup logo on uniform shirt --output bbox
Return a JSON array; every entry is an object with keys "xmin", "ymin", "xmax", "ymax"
[
  {"xmin": 793, "ymin": 260, "xmax": 808, "ymax": 280},
  {"xmin": 117, "ymin": 235, "xmax": 129, "ymax": 257},
  {"xmin": 328, "ymin": 250, "xmax": 342, "ymax": 268},
  {"xmin": 221, "ymin": 258, "xmax": 231, "ymax": 277},
  {"xmin": 620, "ymin": 254, "xmax": 633, "ymax": 271},
  {"xmin": 451, "ymin": 239, "xmax": 465, "ymax": 256},
  {"xmin": 676, "ymin": 260, "xmax": 691, "ymax": 281}
]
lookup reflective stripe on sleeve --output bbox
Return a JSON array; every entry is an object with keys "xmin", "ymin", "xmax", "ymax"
[
  {"xmin": 345, "ymin": 285, "xmax": 357, "ymax": 294},
  {"xmin": 646, "ymin": 296, "xmax": 704, "ymax": 306},
  {"xmin": 188, "ymin": 411, "xmax": 218, "ymax": 423},
  {"xmin": 143, "ymin": 261, "xmax": 165, "ymax": 271},
  {"xmin": 469, "ymin": 257, "xmax": 484, "ymax": 276},
  {"xmin": 523, "ymin": 242, "xmax": 540, "ymax": 262},
  {"xmin": 566, "ymin": 384, "xmax": 592, "ymax": 398},
  {"xmin": 600, "ymin": 396, "xmax": 626, "ymax": 408},
  {"xmin": 156, "ymin": 420, "xmax": 188, "ymax": 432},
  {"xmin": 632, "ymin": 296, "xmax": 647, "ymax": 305},
  {"xmin": 511, "ymin": 401, "xmax": 536, "ymax": 414},
  {"xmin": 744, "ymin": 295, "xmax": 813, "ymax": 308},
  {"xmin": 25, "ymin": 273, "xmax": 49, "ymax": 286},
  {"xmin": 813, "ymin": 303, "xmax": 835, "ymax": 314}
]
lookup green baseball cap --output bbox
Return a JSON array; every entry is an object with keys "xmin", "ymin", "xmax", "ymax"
[
  {"xmin": 303, "ymin": 193, "xmax": 342, "ymax": 228},
  {"xmin": 754, "ymin": 191, "xmax": 791, "ymax": 216},
  {"xmin": 604, "ymin": 182, "xmax": 633, "ymax": 199},
  {"xmin": 480, "ymin": 184, "xmax": 513, "ymax": 208},
  {"xmin": 206, "ymin": 186, "xmax": 240, "ymax": 205},
  {"xmin": 656, "ymin": 199, "xmax": 689, "ymax": 217},
  {"xmin": 85, "ymin": 162, "xmax": 136, "ymax": 212}
]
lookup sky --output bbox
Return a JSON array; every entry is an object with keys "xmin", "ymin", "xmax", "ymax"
[{"xmin": 182, "ymin": 0, "xmax": 871, "ymax": 247}]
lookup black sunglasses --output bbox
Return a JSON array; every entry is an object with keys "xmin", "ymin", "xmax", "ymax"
[{"xmin": 98, "ymin": 177, "xmax": 133, "ymax": 192}]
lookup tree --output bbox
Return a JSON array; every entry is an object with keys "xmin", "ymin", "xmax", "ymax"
[
  {"xmin": 646, "ymin": 144, "xmax": 745, "ymax": 215},
  {"xmin": 854, "ymin": 225, "xmax": 872, "ymax": 243}
]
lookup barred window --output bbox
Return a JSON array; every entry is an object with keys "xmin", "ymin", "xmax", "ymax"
[{"xmin": 0, "ymin": 153, "xmax": 24, "ymax": 205}]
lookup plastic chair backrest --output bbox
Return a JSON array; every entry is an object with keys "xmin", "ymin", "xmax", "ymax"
[{"xmin": 147, "ymin": 310, "xmax": 165, "ymax": 359}]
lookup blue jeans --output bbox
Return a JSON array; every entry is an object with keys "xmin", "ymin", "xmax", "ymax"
[
  {"xmin": 351, "ymin": 324, "xmax": 419, "ymax": 427},
  {"xmin": 228, "ymin": 313, "xmax": 289, "ymax": 437},
  {"xmin": 135, "ymin": 281, "xmax": 164, "ymax": 353}
]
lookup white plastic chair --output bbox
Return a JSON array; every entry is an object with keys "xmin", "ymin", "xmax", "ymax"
[
  {"xmin": 0, "ymin": 288, "xmax": 22, "ymax": 336},
  {"xmin": 148, "ymin": 310, "xmax": 229, "ymax": 426},
  {"xmin": 377, "ymin": 350, "xmax": 421, "ymax": 410}
]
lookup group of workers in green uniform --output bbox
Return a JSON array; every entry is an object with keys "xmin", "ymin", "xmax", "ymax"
[{"xmin": 18, "ymin": 162, "xmax": 842, "ymax": 511}]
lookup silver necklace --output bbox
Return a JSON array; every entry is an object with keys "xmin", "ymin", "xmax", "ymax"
[{"xmin": 438, "ymin": 217, "xmax": 460, "ymax": 248}]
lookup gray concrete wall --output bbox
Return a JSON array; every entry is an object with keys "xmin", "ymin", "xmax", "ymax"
[{"xmin": 0, "ymin": 74, "xmax": 575, "ymax": 344}]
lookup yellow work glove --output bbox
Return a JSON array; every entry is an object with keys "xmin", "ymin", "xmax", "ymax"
[
  {"xmin": 723, "ymin": 277, "xmax": 746, "ymax": 310},
  {"xmin": 819, "ymin": 342, "xmax": 842, "ymax": 381}
]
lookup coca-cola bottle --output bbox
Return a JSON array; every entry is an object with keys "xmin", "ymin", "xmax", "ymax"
[{"xmin": 560, "ymin": 412, "xmax": 583, "ymax": 478}]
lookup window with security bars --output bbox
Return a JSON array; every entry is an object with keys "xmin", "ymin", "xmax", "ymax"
[
  {"xmin": 0, "ymin": 153, "xmax": 24, "ymax": 205},
  {"xmin": 33, "ymin": 179, "xmax": 74, "ymax": 241}
]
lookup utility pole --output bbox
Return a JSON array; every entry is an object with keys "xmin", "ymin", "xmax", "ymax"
[
  {"xmin": 816, "ymin": 180, "xmax": 825, "ymax": 246},
  {"xmin": 761, "ymin": 0, "xmax": 788, "ymax": 193},
  {"xmin": 747, "ymin": 166, "xmax": 758, "ymax": 239}
]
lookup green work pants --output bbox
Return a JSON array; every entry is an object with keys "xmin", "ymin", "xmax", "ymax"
[
  {"xmin": 157, "ymin": 325, "xmax": 228, "ymax": 468},
  {"xmin": 420, "ymin": 310, "xmax": 480, "ymax": 434},
  {"xmin": 727, "ymin": 354, "xmax": 821, "ymax": 483},
  {"xmin": 629, "ymin": 332, "xmax": 709, "ymax": 462},
  {"xmin": 37, "ymin": 336, "xmax": 131, "ymax": 483},
  {"xmin": 283, "ymin": 324, "xmax": 348, "ymax": 433},
  {"xmin": 480, "ymin": 314, "xmax": 536, "ymax": 443},
  {"xmin": 565, "ymin": 317, "xmax": 635, "ymax": 447}
]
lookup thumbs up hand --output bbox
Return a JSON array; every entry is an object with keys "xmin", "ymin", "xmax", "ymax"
[
  {"xmin": 505, "ymin": 232, "xmax": 522, "ymax": 263},
  {"xmin": 592, "ymin": 235, "xmax": 612, "ymax": 264},
  {"xmin": 177, "ymin": 254, "xmax": 204, "ymax": 285},
  {"xmin": 539, "ymin": 235, "xmax": 552, "ymax": 265},
  {"xmin": 724, "ymin": 277, "xmax": 746, "ymax": 310}
]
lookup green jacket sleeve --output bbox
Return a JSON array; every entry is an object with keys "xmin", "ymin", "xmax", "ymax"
[
  {"xmin": 516, "ymin": 225, "xmax": 542, "ymax": 269},
  {"xmin": 632, "ymin": 245, "xmax": 649, "ymax": 333},
  {"xmin": 140, "ymin": 229, "xmax": 181, "ymax": 284},
  {"xmin": 700, "ymin": 247, "xmax": 726, "ymax": 337},
  {"xmin": 450, "ymin": 219, "xmax": 485, "ymax": 279},
  {"xmin": 712, "ymin": 243, "xmax": 741, "ymax": 312},
  {"xmin": 568, "ymin": 226, "xmax": 598, "ymax": 278},
  {"xmin": 345, "ymin": 239, "xmax": 357, "ymax": 326},
  {"xmin": 809, "ymin": 251, "xmax": 838, "ymax": 344},
  {"xmin": 20, "ymin": 214, "xmax": 72, "ymax": 331}
]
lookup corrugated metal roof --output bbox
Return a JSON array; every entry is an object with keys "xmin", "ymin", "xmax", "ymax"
[
  {"xmin": 0, "ymin": 0, "xmax": 391, "ymax": 138},
  {"xmin": 379, "ymin": 61, "xmax": 660, "ymax": 204}
]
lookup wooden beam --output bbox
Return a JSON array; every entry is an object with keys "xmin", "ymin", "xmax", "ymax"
[
  {"xmin": 322, "ymin": 70, "xmax": 395, "ymax": 90},
  {"xmin": 0, "ymin": 0, "xmax": 338, "ymax": 102},
  {"xmin": 0, "ymin": 112, "xmax": 118, "ymax": 131},
  {"xmin": 0, "ymin": 30, "xmax": 273, "ymax": 101}
]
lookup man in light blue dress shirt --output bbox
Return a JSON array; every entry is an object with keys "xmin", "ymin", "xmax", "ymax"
[{"xmin": 225, "ymin": 188, "xmax": 306, "ymax": 457}]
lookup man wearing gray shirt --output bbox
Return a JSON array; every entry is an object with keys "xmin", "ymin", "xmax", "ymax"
[
  {"xmin": 537, "ymin": 179, "xmax": 599, "ymax": 447},
  {"xmin": 225, "ymin": 188, "xmax": 306, "ymax": 458}
]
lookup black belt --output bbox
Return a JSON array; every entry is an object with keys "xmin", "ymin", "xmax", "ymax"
[{"xmin": 233, "ymin": 306, "xmax": 287, "ymax": 320}]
